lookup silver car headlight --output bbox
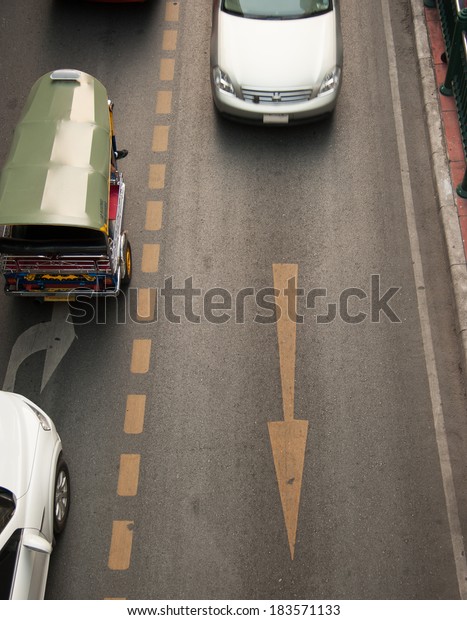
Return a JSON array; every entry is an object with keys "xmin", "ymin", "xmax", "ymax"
[
  {"xmin": 213, "ymin": 66, "xmax": 235, "ymax": 95},
  {"xmin": 318, "ymin": 67, "xmax": 341, "ymax": 97}
]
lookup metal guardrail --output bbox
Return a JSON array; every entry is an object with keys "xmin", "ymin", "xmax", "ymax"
[
  {"xmin": 436, "ymin": 0, "xmax": 464, "ymax": 57},
  {"xmin": 434, "ymin": 0, "xmax": 467, "ymax": 195}
]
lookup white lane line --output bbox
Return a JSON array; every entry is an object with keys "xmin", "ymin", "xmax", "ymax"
[{"xmin": 381, "ymin": 0, "xmax": 467, "ymax": 598}]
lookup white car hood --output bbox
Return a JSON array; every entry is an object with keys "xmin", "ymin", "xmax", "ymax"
[
  {"xmin": 0, "ymin": 393, "xmax": 39, "ymax": 500},
  {"xmin": 218, "ymin": 11, "xmax": 337, "ymax": 89}
]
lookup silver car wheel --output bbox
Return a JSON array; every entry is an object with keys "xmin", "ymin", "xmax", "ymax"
[{"xmin": 54, "ymin": 457, "xmax": 70, "ymax": 535}]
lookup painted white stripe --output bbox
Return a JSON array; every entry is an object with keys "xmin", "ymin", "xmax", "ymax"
[
  {"xmin": 41, "ymin": 78, "xmax": 97, "ymax": 218},
  {"xmin": 381, "ymin": 0, "xmax": 467, "ymax": 599},
  {"xmin": 2, "ymin": 304, "xmax": 76, "ymax": 393},
  {"xmin": 49, "ymin": 120, "xmax": 94, "ymax": 168},
  {"xmin": 69, "ymin": 78, "xmax": 96, "ymax": 123},
  {"xmin": 42, "ymin": 165, "xmax": 90, "ymax": 218},
  {"xmin": 43, "ymin": 120, "xmax": 94, "ymax": 217}
]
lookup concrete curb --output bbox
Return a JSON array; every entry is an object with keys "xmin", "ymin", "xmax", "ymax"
[{"xmin": 409, "ymin": 0, "xmax": 467, "ymax": 372}]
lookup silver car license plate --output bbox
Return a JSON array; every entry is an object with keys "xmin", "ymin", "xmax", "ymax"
[{"xmin": 263, "ymin": 114, "xmax": 289, "ymax": 124}]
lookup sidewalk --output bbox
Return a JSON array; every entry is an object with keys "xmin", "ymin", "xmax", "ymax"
[{"xmin": 410, "ymin": 0, "xmax": 467, "ymax": 373}]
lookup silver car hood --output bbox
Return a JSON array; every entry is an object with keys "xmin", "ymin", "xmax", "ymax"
[{"xmin": 217, "ymin": 11, "xmax": 337, "ymax": 89}]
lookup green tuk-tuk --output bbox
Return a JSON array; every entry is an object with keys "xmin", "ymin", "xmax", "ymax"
[{"xmin": 0, "ymin": 69, "xmax": 132, "ymax": 299}]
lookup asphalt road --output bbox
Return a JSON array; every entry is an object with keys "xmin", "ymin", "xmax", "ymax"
[{"xmin": 1, "ymin": 0, "xmax": 467, "ymax": 600}]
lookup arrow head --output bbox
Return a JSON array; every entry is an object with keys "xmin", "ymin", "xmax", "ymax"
[{"xmin": 268, "ymin": 419, "xmax": 309, "ymax": 560}]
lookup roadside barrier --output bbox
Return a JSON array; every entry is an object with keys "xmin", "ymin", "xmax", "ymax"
[
  {"xmin": 436, "ymin": 0, "xmax": 463, "ymax": 53},
  {"xmin": 433, "ymin": 0, "xmax": 467, "ymax": 195}
]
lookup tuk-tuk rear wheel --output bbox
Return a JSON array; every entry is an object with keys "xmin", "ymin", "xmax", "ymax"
[{"xmin": 121, "ymin": 241, "xmax": 132, "ymax": 286}]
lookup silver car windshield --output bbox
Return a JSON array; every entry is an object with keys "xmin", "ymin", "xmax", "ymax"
[{"xmin": 222, "ymin": 0, "xmax": 331, "ymax": 19}]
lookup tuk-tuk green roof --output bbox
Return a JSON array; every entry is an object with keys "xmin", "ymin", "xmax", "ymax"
[{"xmin": 0, "ymin": 70, "xmax": 111, "ymax": 230}]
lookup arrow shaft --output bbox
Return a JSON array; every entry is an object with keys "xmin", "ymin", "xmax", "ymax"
[
  {"xmin": 3, "ymin": 323, "xmax": 52, "ymax": 392},
  {"xmin": 273, "ymin": 264, "xmax": 298, "ymax": 422},
  {"xmin": 41, "ymin": 304, "xmax": 76, "ymax": 391}
]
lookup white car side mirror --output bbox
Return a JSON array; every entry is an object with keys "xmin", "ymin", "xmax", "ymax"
[{"xmin": 23, "ymin": 532, "xmax": 53, "ymax": 555}]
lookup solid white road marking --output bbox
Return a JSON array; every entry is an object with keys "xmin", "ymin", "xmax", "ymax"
[{"xmin": 2, "ymin": 303, "xmax": 76, "ymax": 393}]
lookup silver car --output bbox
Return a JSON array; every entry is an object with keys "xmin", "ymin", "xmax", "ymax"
[{"xmin": 210, "ymin": 0, "xmax": 343, "ymax": 124}]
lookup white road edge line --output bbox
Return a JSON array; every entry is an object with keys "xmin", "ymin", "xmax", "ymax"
[{"xmin": 381, "ymin": 0, "xmax": 467, "ymax": 599}]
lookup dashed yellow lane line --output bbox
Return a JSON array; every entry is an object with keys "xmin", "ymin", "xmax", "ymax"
[
  {"xmin": 162, "ymin": 29, "xmax": 178, "ymax": 51},
  {"xmin": 142, "ymin": 244, "xmax": 160, "ymax": 273},
  {"xmin": 146, "ymin": 201, "xmax": 163, "ymax": 231},
  {"xmin": 152, "ymin": 126, "xmax": 169, "ymax": 152},
  {"xmin": 156, "ymin": 91, "xmax": 172, "ymax": 115},
  {"xmin": 160, "ymin": 58, "xmax": 175, "ymax": 81},
  {"xmin": 136, "ymin": 288, "xmax": 157, "ymax": 322},
  {"xmin": 124, "ymin": 395, "xmax": 146, "ymax": 434},
  {"xmin": 149, "ymin": 164, "xmax": 166, "ymax": 189},
  {"xmin": 108, "ymin": 0, "xmax": 181, "ymax": 593},
  {"xmin": 131, "ymin": 339, "xmax": 152, "ymax": 374},
  {"xmin": 117, "ymin": 454, "xmax": 141, "ymax": 497},
  {"xmin": 108, "ymin": 521, "xmax": 134, "ymax": 570},
  {"xmin": 165, "ymin": 1, "xmax": 180, "ymax": 21}
]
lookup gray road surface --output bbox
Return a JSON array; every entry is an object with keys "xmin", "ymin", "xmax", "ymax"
[{"xmin": 0, "ymin": 0, "xmax": 466, "ymax": 600}]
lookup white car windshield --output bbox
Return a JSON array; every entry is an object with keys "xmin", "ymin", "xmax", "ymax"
[
  {"xmin": 222, "ymin": 0, "xmax": 331, "ymax": 19},
  {"xmin": 0, "ymin": 489, "xmax": 15, "ymax": 534}
]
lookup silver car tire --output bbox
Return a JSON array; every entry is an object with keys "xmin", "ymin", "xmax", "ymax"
[{"xmin": 53, "ymin": 456, "xmax": 70, "ymax": 536}]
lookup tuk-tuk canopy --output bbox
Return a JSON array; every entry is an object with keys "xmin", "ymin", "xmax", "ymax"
[{"xmin": 0, "ymin": 69, "xmax": 111, "ymax": 231}]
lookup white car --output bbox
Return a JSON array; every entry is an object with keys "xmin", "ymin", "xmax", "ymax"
[
  {"xmin": 210, "ymin": 0, "xmax": 343, "ymax": 124},
  {"xmin": 0, "ymin": 391, "xmax": 70, "ymax": 599}
]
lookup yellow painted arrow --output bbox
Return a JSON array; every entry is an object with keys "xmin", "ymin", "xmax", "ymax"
[{"xmin": 268, "ymin": 264, "xmax": 309, "ymax": 560}]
